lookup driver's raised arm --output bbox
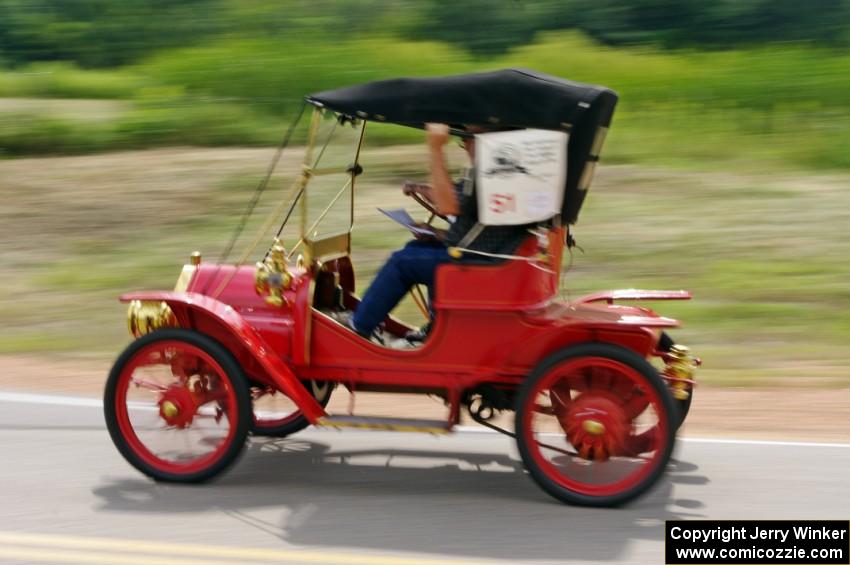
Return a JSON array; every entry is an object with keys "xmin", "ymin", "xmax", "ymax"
[{"xmin": 426, "ymin": 123, "xmax": 460, "ymax": 216}]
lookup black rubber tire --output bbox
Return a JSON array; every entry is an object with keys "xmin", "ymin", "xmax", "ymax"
[
  {"xmin": 251, "ymin": 380, "xmax": 334, "ymax": 437},
  {"xmin": 658, "ymin": 331, "xmax": 692, "ymax": 431},
  {"xmin": 104, "ymin": 328, "xmax": 252, "ymax": 483},
  {"xmin": 675, "ymin": 393, "xmax": 693, "ymax": 431},
  {"xmin": 515, "ymin": 342, "xmax": 677, "ymax": 507}
]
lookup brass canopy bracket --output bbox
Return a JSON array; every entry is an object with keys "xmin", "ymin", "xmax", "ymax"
[{"xmin": 255, "ymin": 238, "xmax": 294, "ymax": 307}]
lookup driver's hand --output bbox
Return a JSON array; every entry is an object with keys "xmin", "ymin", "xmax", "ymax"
[
  {"xmin": 402, "ymin": 181, "xmax": 419, "ymax": 196},
  {"xmin": 426, "ymin": 123, "xmax": 450, "ymax": 149},
  {"xmin": 412, "ymin": 224, "xmax": 446, "ymax": 242}
]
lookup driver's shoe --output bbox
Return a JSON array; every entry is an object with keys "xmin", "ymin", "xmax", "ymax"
[
  {"xmin": 405, "ymin": 321, "xmax": 432, "ymax": 343},
  {"xmin": 348, "ymin": 318, "xmax": 385, "ymax": 346}
]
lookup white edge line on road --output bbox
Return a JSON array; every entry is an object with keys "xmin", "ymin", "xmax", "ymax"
[
  {"xmin": 676, "ymin": 437, "xmax": 850, "ymax": 449},
  {"xmin": 3, "ymin": 390, "xmax": 849, "ymax": 449},
  {"xmin": 0, "ymin": 390, "xmax": 102, "ymax": 408}
]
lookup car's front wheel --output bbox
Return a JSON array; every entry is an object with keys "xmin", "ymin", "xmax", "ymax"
[{"xmin": 104, "ymin": 328, "xmax": 252, "ymax": 483}]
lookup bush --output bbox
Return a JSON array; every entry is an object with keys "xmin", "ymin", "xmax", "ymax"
[
  {"xmin": 0, "ymin": 113, "xmax": 116, "ymax": 156},
  {"xmin": 5, "ymin": 31, "xmax": 850, "ymax": 171},
  {"xmin": 136, "ymin": 37, "xmax": 472, "ymax": 116},
  {"xmin": 0, "ymin": 62, "xmax": 143, "ymax": 98}
]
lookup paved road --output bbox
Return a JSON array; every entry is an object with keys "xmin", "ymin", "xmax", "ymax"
[{"xmin": 1, "ymin": 392, "xmax": 848, "ymax": 565}]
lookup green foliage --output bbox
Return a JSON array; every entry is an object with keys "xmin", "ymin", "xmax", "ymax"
[
  {"xmin": 115, "ymin": 96, "xmax": 282, "ymax": 148},
  {"xmin": 0, "ymin": 113, "xmax": 114, "ymax": 156},
  {"xmin": 137, "ymin": 37, "xmax": 470, "ymax": 115},
  {"xmin": 0, "ymin": 62, "xmax": 143, "ymax": 98},
  {"xmin": 3, "ymin": 0, "xmax": 848, "ymax": 69},
  {"xmin": 0, "ymin": 0, "xmax": 226, "ymax": 67},
  {"xmin": 5, "ymin": 31, "xmax": 850, "ymax": 171},
  {"xmin": 571, "ymin": 0, "xmax": 850, "ymax": 49},
  {"xmin": 405, "ymin": 0, "xmax": 544, "ymax": 57}
]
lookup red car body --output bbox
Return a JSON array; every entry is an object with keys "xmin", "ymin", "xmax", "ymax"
[{"xmin": 121, "ymin": 230, "xmax": 690, "ymax": 427}]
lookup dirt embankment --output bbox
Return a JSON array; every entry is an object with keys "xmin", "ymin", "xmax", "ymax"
[{"xmin": 2, "ymin": 354, "xmax": 847, "ymax": 443}]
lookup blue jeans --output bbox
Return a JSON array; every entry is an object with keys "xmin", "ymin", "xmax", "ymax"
[{"xmin": 352, "ymin": 239, "xmax": 450, "ymax": 334}]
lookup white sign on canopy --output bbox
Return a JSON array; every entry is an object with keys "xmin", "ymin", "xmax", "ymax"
[{"xmin": 474, "ymin": 129, "xmax": 568, "ymax": 226}]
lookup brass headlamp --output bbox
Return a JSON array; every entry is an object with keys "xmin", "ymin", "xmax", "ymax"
[
  {"xmin": 127, "ymin": 300, "xmax": 177, "ymax": 338},
  {"xmin": 126, "ymin": 250, "xmax": 202, "ymax": 338}
]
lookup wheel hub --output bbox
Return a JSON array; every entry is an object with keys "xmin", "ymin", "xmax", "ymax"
[
  {"xmin": 582, "ymin": 419, "xmax": 606, "ymax": 435},
  {"xmin": 159, "ymin": 385, "xmax": 198, "ymax": 428},
  {"xmin": 560, "ymin": 395, "xmax": 629, "ymax": 461}
]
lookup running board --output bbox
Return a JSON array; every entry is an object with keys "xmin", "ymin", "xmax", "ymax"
[{"xmin": 316, "ymin": 415, "xmax": 451, "ymax": 434}]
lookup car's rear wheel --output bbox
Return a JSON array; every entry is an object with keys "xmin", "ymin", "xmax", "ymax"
[
  {"xmin": 515, "ymin": 343, "xmax": 675, "ymax": 507},
  {"xmin": 675, "ymin": 393, "xmax": 693, "ymax": 430},
  {"xmin": 104, "ymin": 328, "xmax": 251, "ymax": 483},
  {"xmin": 251, "ymin": 380, "xmax": 333, "ymax": 437}
]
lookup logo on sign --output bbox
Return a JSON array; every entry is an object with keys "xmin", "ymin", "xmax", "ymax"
[{"xmin": 483, "ymin": 144, "xmax": 529, "ymax": 177}]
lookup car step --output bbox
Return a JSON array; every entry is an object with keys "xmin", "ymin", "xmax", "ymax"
[{"xmin": 316, "ymin": 415, "xmax": 451, "ymax": 434}]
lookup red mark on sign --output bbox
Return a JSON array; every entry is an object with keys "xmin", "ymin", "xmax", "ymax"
[{"xmin": 489, "ymin": 193, "xmax": 516, "ymax": 214}]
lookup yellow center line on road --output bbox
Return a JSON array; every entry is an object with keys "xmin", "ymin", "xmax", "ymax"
[
  {"xmin": 0, "ymin": 531, "xmax": 505, "ymax": 565},
  {"xmin": 0, "ymin": 544, "xmax": 242, "ymax": 565}
]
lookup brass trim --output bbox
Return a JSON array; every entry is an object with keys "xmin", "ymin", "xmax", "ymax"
[
  {"xmin": 127, "ymin": 300, "xmax": 178, "ymax": 338},
  {"xmin": 582, "ymin": 419, "xmax": 605, "ymax": 435},
  {"xmin": 316, "ymin": 416, "xmax": 449, "ymax": 434},
  {"xmin": 590, "ymin": 126, "xmax": 609, "ymax": 156},
  {"xmin": 174, "ymin": 264, "xmax": 197, "ymax": 293},
  {"xmin": 308, "ymin": 166, "xmax": 351, "ymax": 176},
  {"xmin": 254, "ymin": 238, "xmax": 293, "ymax": 307},
  {"xmin": 663, "ymin": 344, "xmax": 698, "ymax": 400},
  {"xmin": 578, "ymin": 161, "xmax": 597, "ymax": 192},
  {"xmin": 300, "ymin": 108, "xmax": 323, "ymax": 247},
  {"xmin": 161, "ymin": 401, "xmax": 179, "ymax": 419},
  {"xmin": 410, "ymin": 285, "xmax": 430, "ymax": 319},
  {"xmin": 304, "ymin": 231, "xmax": 350, "ymax": 263},
  {"xmin": 288, "ymin": 177, "xmax": 353, "ymax": 259}
]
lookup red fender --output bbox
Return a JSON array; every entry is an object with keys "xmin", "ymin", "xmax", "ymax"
[
  {"xmin": 575, "ymin": 289, "xmax": 691, "ymax": 305},
  {"xmin": 121, "ymin": 291, "xmax": 326, "ymax": 422}
]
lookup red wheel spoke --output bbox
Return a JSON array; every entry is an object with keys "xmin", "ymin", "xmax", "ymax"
[
  {"xmin": 111, "ymin": 337, "xmax": 243, "ymax": 478},
  {"xmin": 130, "ymin": 377, "xmax": 168, "ymax": 393},
  {"xmin": 534, "ymin": 438, "xmax": 575, "ymax": 457},
  {"xmin": 533, "ymin": 403, "xmax": 555, "ymax": 415},
  {"xmin": 519, "ymin": 351, "xmax": 673, "ymax": 504},
  {"xmin": 251, "ymin": 387, "xmax": 272, "ymax": 400},
  {"xmin": 623, "ymin": 427, "xmax": 658, "ymax": 455},
  {"xmin": 621, "ymin": 392, "xmax": 651, "ymax": 420},
  {"xmin": 549, "ymin": 387, "xmax": 570, "ymax": 407}
]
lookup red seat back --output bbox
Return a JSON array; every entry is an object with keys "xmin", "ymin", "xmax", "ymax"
[{"xmin": 433, "ymin": 237, "xmax": 557, "ymax": 311}]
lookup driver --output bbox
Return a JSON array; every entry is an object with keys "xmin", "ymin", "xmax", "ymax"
[{"xmin": 349, "ymin": 123, "xmax": 530, "ymax": 342}]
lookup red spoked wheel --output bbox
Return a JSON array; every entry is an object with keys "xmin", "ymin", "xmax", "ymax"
[
  {"xmin": 251, "ymin": 380, "xmax": 334, "ymax": 437},
  {"xmin": 104, "ymin": 329, "xmax": 251, "ymax": 483},
  {"xmin": 515, "ymin": 343, "xmax": 676, "ymax": 507}
]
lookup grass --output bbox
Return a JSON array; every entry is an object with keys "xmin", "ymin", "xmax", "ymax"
[{"xmin": 1, "ymin": 143, "xmax": 849, "ymax": 388}]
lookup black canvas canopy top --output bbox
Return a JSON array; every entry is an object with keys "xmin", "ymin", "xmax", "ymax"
[{"xmin": 307, "ymin": 68, "xmax": 618, "ymax": 224}]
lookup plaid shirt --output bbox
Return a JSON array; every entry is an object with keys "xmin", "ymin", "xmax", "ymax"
[{"xmin": 443, "ymin": 169, "xmax": 530, "ymax": 257}]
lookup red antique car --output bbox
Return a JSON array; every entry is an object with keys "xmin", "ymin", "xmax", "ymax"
[{"xmin": 104, "ymin": 69, "xmax": 698, "ymax": 507}]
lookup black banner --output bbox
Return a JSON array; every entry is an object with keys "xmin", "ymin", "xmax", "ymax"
[{"xmin": 666, "ymin": 520, "xmax": 849, "ymax": 564}]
